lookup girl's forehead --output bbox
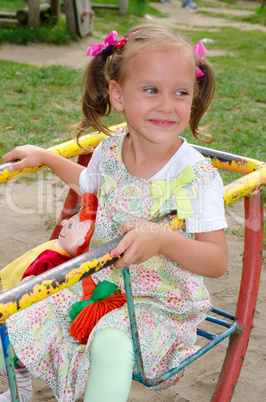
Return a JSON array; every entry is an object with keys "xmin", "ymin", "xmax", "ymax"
[
  {"xmin": 128, "ymin": 46, "xmax": 194, "ymax": 67},
  {"xmin": 118, "ymin": 42, "xmax": 196, "ymax": 84},
  {"xmin": 126, "ymin": 47, "xmax": 195, "ymax": 74}
]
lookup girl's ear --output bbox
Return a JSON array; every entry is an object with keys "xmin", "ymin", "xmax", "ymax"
[{"xmin": 109, "ymin": 80, "xmax": 124, "ymax": 111}]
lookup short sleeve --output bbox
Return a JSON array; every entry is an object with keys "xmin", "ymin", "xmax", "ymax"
[
  {"xmin": 79, "ymin": 143, "xmax": 103, "ymax": 195},
  {"xmin": 186, "ymin": 174, "xmax": 227, "ymax": 233}
]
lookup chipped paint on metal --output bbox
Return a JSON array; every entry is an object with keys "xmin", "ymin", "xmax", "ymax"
[
  {"xmin": 0, "ymin": 123, "xmax": 126, "ymax": 184},
  {"xmin": 192, "ymin": 145, "xmax": 265, "ymax": 174},
  {"xmin": 0, "ymin": 253, "xmax": 116, "ymax": 323},
  {"xmin": 0, "ymin": 211, "xmax": 183, "ymax": 322},
  {"xmin": 224, "ymin": 166, "xmax": 266, "ymax": 206},
  {"xmin": 210, "ymin": 156, "xmax": 265, "ymax": 174}
]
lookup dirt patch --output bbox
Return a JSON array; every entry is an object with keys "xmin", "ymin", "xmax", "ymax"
[
  {"xmin": 0, "ymin": 0, "xmax": 264, "ymax": 68},
  {"xmin": 0, "ymin": 177, "xmax": 265, "ymax": 401},
  {"xmin": 0, "ymin": 1, "xmax": 265, "ymax": 401},
  {"xmin": 150, "ymin": 0, "xmax": 265, "ymax": 33}
]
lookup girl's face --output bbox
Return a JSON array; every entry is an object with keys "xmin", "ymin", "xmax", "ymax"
[{"xmin": 110, "ymin": 48, "xmax": 195, "ymax": 148}]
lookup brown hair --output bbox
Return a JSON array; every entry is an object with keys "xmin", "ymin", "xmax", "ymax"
[{"xmin": 74, "ymin": 24, "xmax": 215, "ymax": 148}]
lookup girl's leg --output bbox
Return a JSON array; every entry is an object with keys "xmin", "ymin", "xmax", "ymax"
[
  {"xmin": 84, "ymin": 328, "xmax": 135, "ymax": 402},
  {"xmin": 0, "ymin": 339, "xmax": 33, "ymax": 401}
]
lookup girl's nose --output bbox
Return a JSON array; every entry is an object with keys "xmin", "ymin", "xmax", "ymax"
[{"xmin": 156, "ymin": 94, "xmax": 174, "ymax": 113}]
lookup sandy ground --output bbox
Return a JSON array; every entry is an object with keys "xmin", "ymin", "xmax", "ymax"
[{"xmin": 0, "ymin": 0, "xmax": 266, "ymax": 400}]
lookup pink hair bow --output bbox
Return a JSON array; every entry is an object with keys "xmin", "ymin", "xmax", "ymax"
[
  {"xmin": 193, "ymin": 41, "xmax": 206, "ymax": 78},
  {"xmin": 86, "ymin": 31, "xmax": 118, "ymax": 57}
]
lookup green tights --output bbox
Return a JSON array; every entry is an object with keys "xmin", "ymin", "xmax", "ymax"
[
  {"xmin": 0, "ymin": 328, "xmax": 135, "ymax": 401},
  {"xmin": 84, "ymin": 328, "xmax": 135, "ymax": 402}
]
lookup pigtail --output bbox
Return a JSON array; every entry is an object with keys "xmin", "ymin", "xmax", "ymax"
[
  {"xmin": 190, "ymin": 59, "xmax": 216, "ymax": 144},
  {"xmin": 74, "ymin": 51, "xmax": 114, "ymax": 151}
]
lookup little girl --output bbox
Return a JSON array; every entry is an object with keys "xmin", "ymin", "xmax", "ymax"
[{"xmin": 1, "ymin": 24, "xmax": 228, "ymax": 402}]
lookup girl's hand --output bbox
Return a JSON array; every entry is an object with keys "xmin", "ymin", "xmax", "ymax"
[
  {"xmin": 111, "ymin": 220, "xmax": 164, "ymax": 269},
  {"xmin": 2, "ymin": 144, "xmax": 84, "ymax": 195},
  {"xmin": 111, "ymin": 221, "xmax": 228, "ymax": 278},
  {"xmin": 20, "ymin": 275, "xmax": 36, "ymax": 283},
  {"xmin": 2, "ymin": 145, "xmax": 49, "ymax": 172}
]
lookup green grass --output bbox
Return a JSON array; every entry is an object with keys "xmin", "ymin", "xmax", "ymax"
[
  {"xmin": 0, "ymin": 63, "xmax": 82, "ymax": 150},
  {"xmin": 0, "ymin": 0, "xmax": 77, "ymax": 45},
  {"xmin": 78, "ymin": 0, "xmax": 165, "ymax": 38},
  {"xmin": 0, "ymin": 0, "xmax": 164, "ymax": 44},
  {"xmin": 179, "ymin": 27, "xmax": 265, "ymax": 209},
  {"xmin": 91, "ymin": 0, "xmax": 164, "ymax": 17},
  {"xmin": 0, "ymin": 27, "xmax": 265, "ymax": 164},
  {"xmin": 0, "ymin": 62, "xmax": 123, "ymax": 152},
  {"xmin": 0, "ymin": 2, "xmax": 265, "ymax": 244},
  {"xmin": 196, "ymin": 7, "xmax": 266, "ymax": 26},
  {"xmin": 214, "ymin": 0, "xmax": 236, "ymax": 4},
  {"xmin": 0, "ymin": 0, "xmax": 29, "ymax": 12},
  {"xmin": 0, "ymin": 17, "xmax": 77, "ymax": 45},
  {"xmin": 242, "ymin": 6, "xmax": 266, "ymax": 25},
  {"xmin": 178, "ymin": 28, "xmax": 265, "ymax": 157}
]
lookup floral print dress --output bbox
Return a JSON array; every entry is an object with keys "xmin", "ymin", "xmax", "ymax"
[{"xmin": 7, "ymin": 129, "xmax": 221, "ymax": 401}]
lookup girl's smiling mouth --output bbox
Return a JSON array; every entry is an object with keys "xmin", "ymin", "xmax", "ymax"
[{"xmin": 148, "ymin": 119, "xmax": 176, "ymax": 128}]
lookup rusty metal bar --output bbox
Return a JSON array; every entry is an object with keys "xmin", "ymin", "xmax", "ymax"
[
  {"xmin": 0, "ymin": 123, "xmax": 126, "ymax": 185},
  {"xmin": 0, "ymin": 236, "xmax": 122, "ymax": 323},
  {"xmin": 224, "ymin": 166, "xmax": 266, "ymax": 206},
  {"xmin": 1, "ymin": 124, "xmax": 265, "ymax": 186},
  {"xmin": 0, "ymin": 134, "xmax": 265, "ymax": 398},
  {"xmin": 49, "ymin": 154, "xmax": 92, "ymax": 240},
  {"xmin": 0, "ymin": 211, "xmax": 181, "ymax": 323},
  {"xmin": 193, "ymin": 145, "xmax": 265, "ymax": 174},
  {"xmin": 211, "ymin": 190, "xmax": 264, "ymax": 401}
]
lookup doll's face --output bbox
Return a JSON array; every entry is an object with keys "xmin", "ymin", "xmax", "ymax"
[{"xmin": 58, "ymin": 214, "xmax": 93, "ymax": 257}]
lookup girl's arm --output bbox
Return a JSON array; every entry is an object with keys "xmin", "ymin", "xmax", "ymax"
[
  {"xmin": 111, "ymin": 221, "xmax": 228, "ymax": 278},
  {"xmin": 2, "ymin": 145, "xmax": 85, "ymax": 195}
]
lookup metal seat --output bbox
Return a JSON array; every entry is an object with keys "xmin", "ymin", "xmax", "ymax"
[{"xmin": 0, "ymin": 124, "xmax": 265, "ymax": 401}]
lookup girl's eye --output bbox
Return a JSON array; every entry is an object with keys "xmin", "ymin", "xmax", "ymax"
[
  {"xmin": 176, "ymin": 90, "xmax": 188, "ymax": 96},
  {"xmin": 145, "ymin": 88, "xmax": 157, "ymax": 94},
  {"xmin": 67, "ymin": 223, "xmax": 73, "ymax": 229}
]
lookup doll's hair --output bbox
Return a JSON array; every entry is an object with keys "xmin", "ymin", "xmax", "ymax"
[
  {"xmin": 76, "ymin": 193, "xmax": 98, "ymax": 256},
  {"xmin": 74, "ymin": 24, "xmax": 215, "ymax": 147}
]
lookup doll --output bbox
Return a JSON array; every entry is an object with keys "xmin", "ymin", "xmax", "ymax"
[
  {"xmin": 0, "ymin": 193, "xmax": 97, "ymax": 291},
  {"xmin": 0, "ymin": 192, "xmax": 126, "ymax": 344}
]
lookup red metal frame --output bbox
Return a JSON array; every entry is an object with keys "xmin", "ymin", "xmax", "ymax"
[
  {"xmin": 48, "ymin": 153, "xmax": 264, "ymax": 401},
  {"xmin": 48, "ymin": 153, "xmax": 264, "ymax": 402},
  {"xmin": 212, "ymin": 191, "xmax": 263, "ymax": 401},
  {"xmin": 50, "ymin": 154, "xmax": 92, "ymax": 240}
]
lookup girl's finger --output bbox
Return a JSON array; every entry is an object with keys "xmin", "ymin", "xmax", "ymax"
[
  {"xmin": 110, "ymin": 231, "xmax": 135, "ymax": 259},
  {"xmin": 2, "ymin": 150, "xmax": 20, "ymax": 164},
  {"xmin": 113, "ymin": 248, "xmax": 136, "ymax": 269},
  {"xmin": 110, "ymin": 241, "xmax": 126, "ymax": 259},
  {"xmin": 121, "ymin": 220, "xmax": 142, "ymax": 234},
  {"xmin": 8, "ymin": 161, "xmax": 24, "ymax": 172}
]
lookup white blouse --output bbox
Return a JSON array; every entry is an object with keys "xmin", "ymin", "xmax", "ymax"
[{"xmin": 79, "ymin": 136, "xmax": 227, "ymax": 233}]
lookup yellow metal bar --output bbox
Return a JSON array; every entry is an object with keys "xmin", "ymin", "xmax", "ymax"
[
  {"xmin": 0, "ymin": 167, "xmax": 265, "ymax": 321},
  {"xmin": 1, "ymin": 120, "xmax": 265, "ymax": 189},
  {"xmin": 224, "ymin": 166, "xmax": 266, "ymax": 206},
  {"xmin": 0, "ymin": 122, "xmax": 265, "ymax": 321},
  {"xmin": 0, "ymin": 123, "xmax": 126, "ymax": 185},
  {"xmin": 0, "ymin": 252, "xmax": 113, "ymax": 323},
  {"xmin": 0, "ymin": 211, "xmax": 184, "ymax": 322},
  {"xmin": 210, "ymin": 157, "xmax": 265, "ymax": 175},
  {"xmin": 190, "ymin": 144, "xmax": 265, "ymax": 174}
]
